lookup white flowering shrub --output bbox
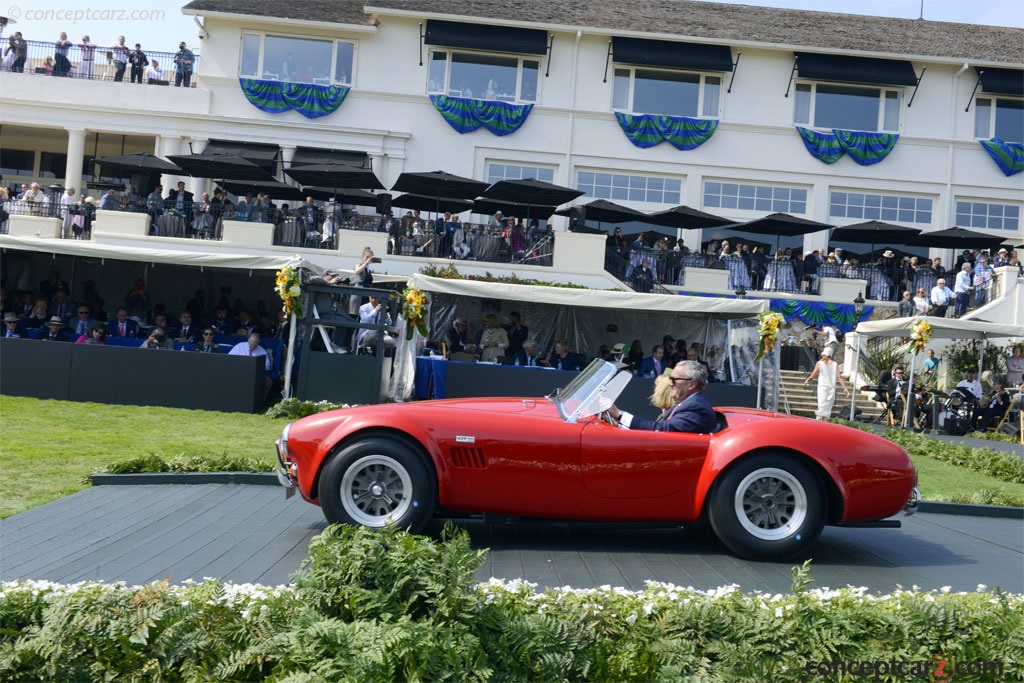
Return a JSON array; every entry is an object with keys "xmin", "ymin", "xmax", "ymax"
[{"xmin": 2, "ymin": 527, "xmax": 1021, "ymax": 682}]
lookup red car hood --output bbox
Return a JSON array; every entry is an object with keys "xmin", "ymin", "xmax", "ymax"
[{"xmin": 400, "ymin": 396, "xmax": 561, "ymax": 416}]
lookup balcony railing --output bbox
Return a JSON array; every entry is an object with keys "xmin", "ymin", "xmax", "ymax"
[{"xmin": 1, "ymin": 39, "xmax": 198, "ymax": 85}]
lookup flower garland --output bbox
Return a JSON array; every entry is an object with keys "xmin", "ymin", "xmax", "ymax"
[
  {"xmin": 754, "ymin": 311, "xmax": 783, "ymax": 361},
  {"xmin": 275, "ymin": 266, "xmax": 303, "ymax": 316},
  {"xmin": 401, "ymin": 287, "xmax": 429, "ymax": 341},
  {"xmin": 910, "ymin": 318, "xmax": 932, "ymax": 354}
]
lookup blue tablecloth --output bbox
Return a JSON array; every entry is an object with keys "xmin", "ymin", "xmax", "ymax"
[{"xmin": 414, "ymin": 356, "xmax": 567, "ymax": 399}]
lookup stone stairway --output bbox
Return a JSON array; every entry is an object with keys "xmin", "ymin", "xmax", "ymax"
[{"xmin": 776, "ymin": 369, "xmax": 818, "ymax": 415}]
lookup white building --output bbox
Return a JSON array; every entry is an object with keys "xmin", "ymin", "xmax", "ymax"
[{"xmin": 1, "ymin": 0, "xmax": 1021, "ymax": 318}]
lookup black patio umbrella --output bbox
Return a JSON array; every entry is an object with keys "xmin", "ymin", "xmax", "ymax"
[
  {"xmin": 829, "ymin": 220, "xmax": 922, "ymax": 247},
  {"xmin": 391, "ymin": 170, "xmax": 490, "ymax": 199},
  {"xmin": 284, "ymin": 162, "xmax": 385, "ymax": 190},
  {"xmin": 167, "ymin": 153, "xmax": 274, "ymax": 182},
  {"xmin": 909, "ymin": 226, "xmax": 1010, "ymax": 251},
  {"xmin": 217, "ymin": 179, "xmax": 305, "ymax": 202},
  {"xmin": 391, "ymin": 193, "xmax": 473, "ymax": 214},
  {"xmin": 725, "ymin": 212, "xmax": 832, "ymax": 252},
  {"xmin": 646, "ymin": 204, "xmax": 733, "ymax": 231},
  {"xmin": 94, "ymin": 152, "xmax": 183, "ymax": 175},
  {"xmin": 302, "ymin": 186, "xmax": 379, "ymax": 207},
  {"xmin": 553, "ymin": 198, "xmax": 648, "ymax": 224},
  {"xmin": 472, "ymin": 198, "xmax": 558, "ymax": 221},
  {"xmin": 481, "ymin": 178, "xmax": 584, "ymax": 207}
]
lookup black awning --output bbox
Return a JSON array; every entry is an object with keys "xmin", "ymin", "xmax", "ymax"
[
  {"xmin": 424, "ymin": 19, "xmax": 547, "ymax": 55},
  {"xmin": 611, "ymin": 37, "xmax": 732, "ymax": 72},
  {"xmin": 976, "ymin": 66, "xmax": 1023, "ymax": 96},
  {"xmin": 204, "ymin": 140, "xmax": 280, "ymax": 161},
  {"xmin": 292, "ymin": 147, "xmax": 369, "ymax": 168},
  {"xmin": 794, "ymin": 52, "xmax": 917, "ymax": 87}
]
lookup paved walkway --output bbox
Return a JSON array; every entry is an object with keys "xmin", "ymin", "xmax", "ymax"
[{"xmin": 2, "ymin": 483, "xmax": 1020, "ymax": 594}]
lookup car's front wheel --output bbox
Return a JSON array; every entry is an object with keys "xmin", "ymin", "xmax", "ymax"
[
  {"xmin": 319, "ymin": 436, "xmax": 436, "ymax": 533},
  {"xmin": 708, "ymin": 454, "xmax": 825, "ymax": 561}
]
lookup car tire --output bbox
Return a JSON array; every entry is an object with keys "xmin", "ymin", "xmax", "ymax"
[
  {"xmin": 319, "ymin": 436, "xmax": 436, "ymax": 533},
  {"xmin": 708, "ymin": 454, "xmax": 825, "ymax": 561}
]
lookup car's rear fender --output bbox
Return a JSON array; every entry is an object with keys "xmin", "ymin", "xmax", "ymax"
[{"xmin": 694, "ymin": 445, "xmax": 846, "ymax": 525}]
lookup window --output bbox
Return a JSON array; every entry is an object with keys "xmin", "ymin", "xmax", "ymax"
[
  {"xmin": 487, "ymin": 163, "xmax": 554, "ymax": 184},
  {"xmin": 577, "ymin": 171, "xmax": 681, "ymax": 204},
  {"xmin": 239, "ymin": 32, "xmax": 354, "ymax": 86},
  {"xmin": 0, "ymin": 149, "xmax": 34, "ymax": 176},
  {"xmin": 830, "ymin": 191, "xmax": 932, "ymax": 225},
  {"xmin": 39, "ymin": 152, "xmax": 67, "ymax": 179},
  {"xmin": 794, "ymin": 82, "xmax": 902, "ymax": 132},
  {"xmin": 955, "ymin": 200, "xmax": 1020, "ymax": 231},
  {"xmin": 612, "ymin": 67, "xmax": 720, "ymax": 118},
  {"xmin": 973, "ymin": 97, "xmax": 1023, "ymax": 142},
  {"xmin": 704, "ymin": 181, "xmax": 807, "ymax": 214},
  {"xmin": 427, "ymin": 50, "xmax": 538, "ymax": 103}
]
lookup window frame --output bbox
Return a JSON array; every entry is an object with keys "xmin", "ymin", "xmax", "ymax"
[
  {"xmin": 703, "ymin": 180, "xmax": 809, "ymax": 215},
  {"xmin": 828, "ymin": 189, "xmax": 933, "ymax": 226},
  {"xmin": 576, "ymin": 169, "xmax": 683, "ymax": 205},
  {"xmin": 973, "ymin": 95, "xmax": 1024, "ymax": 143},
  {"xmin": 954, "ymin": 198, "xmax": 1020, "ymax": 232},
  {"xmin": 239, "ymin": 31, "xmax": 356, "ymax": 87},
  {"xmin": 793, "ymin": 80, "xmax": 903, "ymax": 133},
  {"xmin": 486, "ymin": 162, "xmax": 556, "ymax": 184},
  {"xmin": 611, "ymin": 65, "xmax": 722, "ymax": 119},
  {"xmin": 426, "ymin": 48, "xmax": 539, "ymax": 103}
]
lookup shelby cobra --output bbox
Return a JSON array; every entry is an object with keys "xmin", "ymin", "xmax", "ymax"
[{"xmin": 277, "ymin": 360, "xmax": 919, "ymax": 560}]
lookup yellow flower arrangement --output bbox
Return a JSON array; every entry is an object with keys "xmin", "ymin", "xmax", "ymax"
[
  {"xmin": 275, "ymin": 266, "xmax": 302, "ymax": 316},
  {"xmin": 754, "ymin": 311, "xmax": 784, "ymax": 361},
  {"xmin": 909, "ymin": 318, "xmax": 932, "ymax": 354},
  {"xmin": 401, "ymin": 286, "xmax": 429, "ymax": 340}
]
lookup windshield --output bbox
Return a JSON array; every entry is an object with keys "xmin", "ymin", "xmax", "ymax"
[{"xmin": 550, "ymin": 359, "xmax": 629, "ymax": 423}]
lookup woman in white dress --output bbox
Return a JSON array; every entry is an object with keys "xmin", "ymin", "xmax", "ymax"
[{"xmin": 804, "ymin": 347, "xmax": 849, "ymax": 421}]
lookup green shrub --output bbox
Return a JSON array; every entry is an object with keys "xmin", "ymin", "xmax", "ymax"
[
  {"xmin": 264, "ymin": 398, "xmax": 351, "ymax": 420},
  {"xmin": 884, "ymin": 429, "xmax": 1024, "ymax": 484},
  {"xmin": 3, "ymin": 529, "xmax": 1022, "ymax": 682},
  {"xmin": 94, "ymin": 453, "xmax": 273, "ymax": 476}
]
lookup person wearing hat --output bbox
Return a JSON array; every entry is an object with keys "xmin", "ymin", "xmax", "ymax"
[
  {"xmin": 994, "ymin": 247, "xmax": 1010, "ymax": 268},
  {"xmin": 833, "ymin": 247, "xmax": 844, "ymax": 267},
  {"xmin": 173, "ymin": 41, "xmax": 195, "ymax": 87},
  {"xmin": 804, "ymin": 347, "xmax": 849, "ymax": 421},
  {"xmin": 40, "ymin": 316, "xmax": 69, "ymax": 342},
  {"xmin": 2, "ymin": 312, "xmax": 24, "ymax": 338}
]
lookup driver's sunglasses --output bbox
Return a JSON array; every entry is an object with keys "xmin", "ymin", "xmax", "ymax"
[
  {"xmin": 669, "ymin": 376, "xmax": 694, "ymax": 384},
  {"xmin": 202, "ymin": 332, "xmax": 214, "ymax": 337}
]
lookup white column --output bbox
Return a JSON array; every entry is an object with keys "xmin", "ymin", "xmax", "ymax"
[
  {"xmin": 185, "ymin": 137, "xmax": 209, "ymax": 198},
  {"xmin": 64, "ymin": 128, "xmax": 87, "ymax": 193},
  {"xmin": 280, "ymin": 145, "xmax": 296, "ymax": 183},
  {"xmin": 158, "ymin": 135, "xmax": 183, "ymax": 194}
]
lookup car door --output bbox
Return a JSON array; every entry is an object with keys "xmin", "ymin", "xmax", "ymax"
[{"xmin": 579, "ymin": 420, "xmax": 710, "ymax": 500}]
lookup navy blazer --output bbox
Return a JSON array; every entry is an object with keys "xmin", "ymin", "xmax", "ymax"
[
  {"xmin": 107, "ymin": 318, "xmax": 140, "ymax": 338},
  {"xmin": 629, "ymin": 391, "xmax": 717, "ymax": 433},
  {"xmin": 637, "ymin": 356, "xmax": 667, "ymax": 378}
]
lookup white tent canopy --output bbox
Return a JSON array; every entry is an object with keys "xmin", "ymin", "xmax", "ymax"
[
  {"xmin": 0, "ymin": 234, "xmax": 324, "ymax": 273},
  {"xmin": 855, "ymin": 316, "xmax": 1024, "ymax": 341},
  {"xmin": 405, "ymin": 273, "xmax": 769, "ymax": 319}
]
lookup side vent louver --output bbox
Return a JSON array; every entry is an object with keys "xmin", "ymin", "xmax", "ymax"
[{"xmin": 450, "ymin": 447, "xmax": 487, "ymax": 468}]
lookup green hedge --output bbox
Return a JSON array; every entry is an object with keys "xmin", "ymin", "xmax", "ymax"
[
  {"xmin": 2, "ymin": 525, "xmax": 1021, "ymax": 682},
  {"xmin": 883, "ymin": 429, "xmax": 1024, "ymax": 485}
]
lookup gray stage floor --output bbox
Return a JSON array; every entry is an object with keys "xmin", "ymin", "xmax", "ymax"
[{"xmin": 2, "ymin": 483, "xmax": 1021, "ymax": 595}]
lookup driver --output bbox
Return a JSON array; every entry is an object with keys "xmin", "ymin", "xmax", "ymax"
[{"xmin": 607, "ymin": 360, "xmax": 717, "ymax": 433}]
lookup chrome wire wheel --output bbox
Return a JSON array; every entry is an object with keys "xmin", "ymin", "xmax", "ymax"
[
  {"xmin": 339, "ymin": 454, "xmax": 413, "ymax": 527},
  {"xmin": 733, "ymin": 467, "xmax": 807, "ymax": 541}
]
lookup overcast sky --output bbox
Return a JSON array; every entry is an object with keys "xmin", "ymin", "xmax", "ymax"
[{"xmin": 3, "ymin": 0, "xmax": 1021, "ymax": 53}]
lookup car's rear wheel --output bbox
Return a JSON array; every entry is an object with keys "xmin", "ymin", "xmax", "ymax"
[
  {"xmin": 319, "ymin": 436, "xmax": 436, "ymax": 533},
  {"xmin": 708, "ymin": 454, "xmax": 825, "ymax": 561}
]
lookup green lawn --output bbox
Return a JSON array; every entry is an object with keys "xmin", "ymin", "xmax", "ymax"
[
  {"xmin": 0, "ymin": 396, "xmax": 282, "ymax": 519},
  {"xmin": 1, "ymin": 395, "xmax": 1020, "ymax": 519}
]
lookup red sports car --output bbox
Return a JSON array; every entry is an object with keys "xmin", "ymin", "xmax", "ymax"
[{"xmin": 276, "ymin": 360, "xmax": 919, "ymax": 560}]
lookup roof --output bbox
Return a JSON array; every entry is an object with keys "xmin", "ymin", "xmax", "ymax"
[
  {"xmin": 182, "ymin": 0, "xmax": 1023, "ymax": 64},
  {"xmin": 856, "ymin": 316, "xmax": 1023, "ymax": 340}
]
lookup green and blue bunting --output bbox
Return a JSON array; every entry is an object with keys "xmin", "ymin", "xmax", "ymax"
[
  {"xmin": 795, "ymin": 127, "xmax": 899, "ymax": 166},
  {"xmin": 239, "ymin": 79, "xmax": 349, "ymax": 119},
  {"xmin": 979, "ymin": 138, "xmax": 1024, "ymax": 176},
  {"xmin": 769, "ymin": 298, "xmax": 871, "ymax": 333},
  {"xmin": 429, "ymin": 95, "xmax": 534, "ymax": 136},
  {"xmin": 615, "ymin": 113, "xmax": 718, "ymax": 150}
]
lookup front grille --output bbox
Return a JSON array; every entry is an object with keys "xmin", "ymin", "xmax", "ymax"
[{"xmin": 450, "ymin": 447, "xmax": 487, "ymax": 469}]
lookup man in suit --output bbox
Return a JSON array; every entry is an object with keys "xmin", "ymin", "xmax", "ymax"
[
  {"xmin": 40, "ymin": 317, "xmax": 70, "ymax": 342},
  {"xmin": 107, "ymin": 306, "xmax": 141, "ymax": 339},
  {"xmin": 48, "ymin": 290, "xmax": 74, "ymax": 324},
  {"xmin": 166, "ymin": 181, "xmax": 195, "ymax": 230},
  {"xmin": 171, "ymin": 311, "xmax": 199, "ymax": 344},
  {"xmin": 2, "ymin": 313, "xmax": 25, "ymax": 338},
  {"xmin": 68, "ymin": 304, "xmax": 98, "ymax": 339},
  {"xmin": 193, "ymin": 327, "xmax": 221, "ymax": 353},
  {"xmin": 608, "ymin": 360, "xmax": 717, "ymax": 433},
  {"xmin": 512, "ymin": 339, "xmax": 541, "ymax": 367},
  {"xmin": 638, "ymin": 345, "xmax": 667, "ymax": 378},
  {"xmin": 543, "ymin": 339, "xmax": 581, "ymax": 372},
  {"xmin": 504, "ymin": 311, "xmax": 529, "ymax": 358}
]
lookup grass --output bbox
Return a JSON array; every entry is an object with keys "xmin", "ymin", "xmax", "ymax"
[
  {"xmin": 0, "ymin": 395, "xmax": 282, "ymax": 519},
  {"xmin": 1, "ymin": 395, "xmax": 1021, "ymax": 519}
]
